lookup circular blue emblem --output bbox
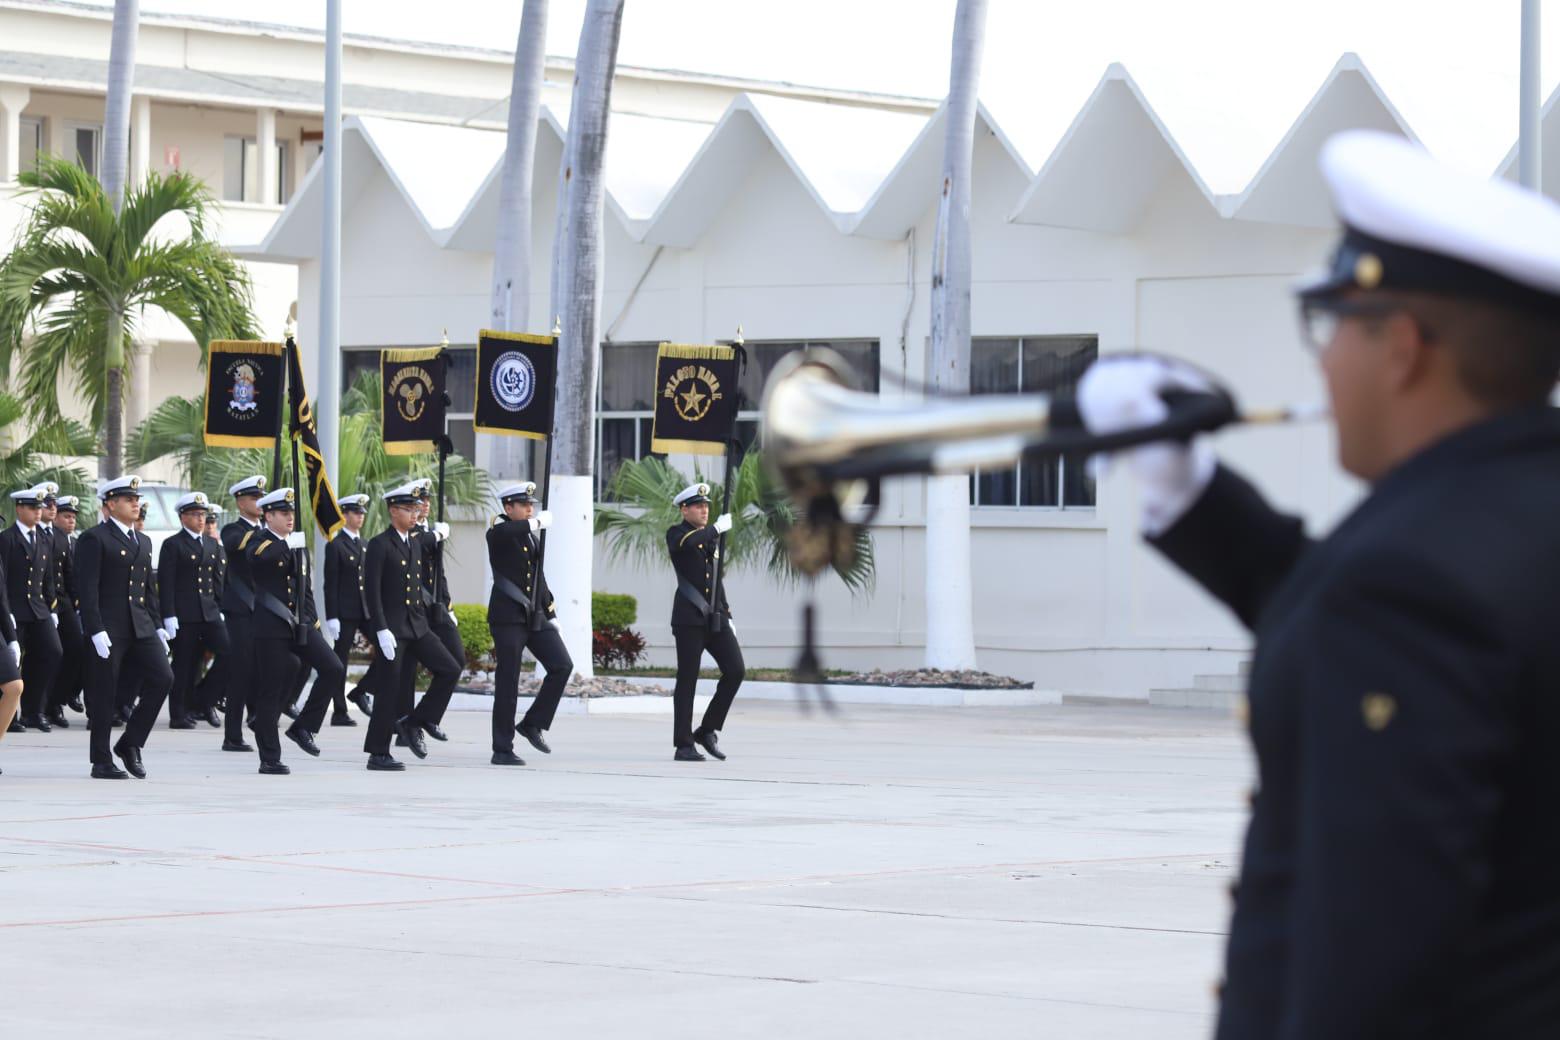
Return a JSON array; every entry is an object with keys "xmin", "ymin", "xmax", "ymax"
[{"xmin": 491, "ymin": 351, "xmax": 536, "ymax": 413}]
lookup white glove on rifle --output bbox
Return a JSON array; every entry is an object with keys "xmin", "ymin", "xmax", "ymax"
[
  {"xmin": 285, "ymin": 532, "xmax": 307, "ymax": 550},
  {"xmin": 1075, "ymin": 355, "xmax": 1218, "ymax": 537},
  {"xmin": 713, "ymin": 513, "xmax": 733, "ymax": 534},
  {"xmin": 536, "ymin": 510, "xmax": 553, "ymax": 530},
  {"xmin": 49, "ymin": 612, "xmax": 58, "ymax": 628},
  {"xmin": 376, "ymin": 628, "xmax": 397, "ymax": 662},
  {"xmin": 431, "ymin": 522, "xmax": 450, "ymax": 542},
  {"xmin": 526, "ymin": 517, "xmax": 542, "ymax": 534},
  {"xmin": 90, "ymin": 631, "xmax": 111, "ymax": 659},
  {"xmin": 163, "ymin": 617, "xmax": 179, "ymax": 639},
  {"xmin": 325, "ymin": 618, "xmax": 340, "ymax": 642}
]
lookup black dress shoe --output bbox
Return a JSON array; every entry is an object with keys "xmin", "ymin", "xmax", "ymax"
[
  {"xmin": 516, "ymin": 723, "xmax": 551, "ymax": 755},
  {"xmin": 6, "ymin": 717, "xmax": 23, "ymax": 733},
  {"xmin": 169, "ymin": 716, "xmax": 197, "ymax": 730},
  {"xmin": 419, "ymin": 720, "xmax": 448, "ymax": 742},
  {"xmin": 67, "ymin": 695, "xmax": 84, "ymax": 713},
  {"xmin": 112, "ymin": 740, "xmax": 146, "ymax": 779},
  {"xmin": 45, "ymin": 707, "xmax": 69, "ymax": 728},
  {"xmin": 23, "ymin": 714, "xmax": 52, "ymax": 732},
  {"xmin": 693, "ymin": 728, "xmax": 726, "ymax": 761},
  {"xmin": 281, "ymin": 701, "xmax": 300, "ymax": 721},
  {"xmin": 92, "ymin": 762, "xmax": 129, "ymax": 779},
  {"xmin": 221, "ymin": 738, "xmax": 253, "ymax": 752},
  {"xmin": 367, "ymin": 753, "xmax": 405, "ymax": 772},
  {"xmin": 347, "ymin": 690, "xmax": 373, "ymax": 717},
  {"xmin": 395, "ymin": 717, "xmax": 428, "ymax": 759},
  {"xmin": 491, "ymin": 750, "xmax": 527, "ymax": 766},
  {"xmin": 329, "ymin": 711, "xmax": 358, "ymax": 727},
  {"xmin": 201, "ymin": 708, "xmax": 222, "ymax": 728},
  {"xmin": 674, "ymin": 745, "xmax": 707, "ymax": 762},
  {"xmin": 258, "ymin": 761, "xmax": 291, "ymax": 775},
  {"xmin": 284, "ymin": 724, "xmax": 320, "ymax": 757}
]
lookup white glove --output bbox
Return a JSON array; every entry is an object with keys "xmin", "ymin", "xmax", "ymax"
[
  {"xmin": 6, "ymin": 641, "xmax": 17, "ymax": 667},
  {"xmin": 91, "ymin": 631, "xmax": 111, "ymax": 659},
  {"xmin": 285, "ymin": 532, "xmax": 307, "ymax": 550},
  {"xmin": 713, "ymin": 512, "xmax": 733, "ymax": 534},
  {"xmin": 156, "ymin": 628, "xmax": 170, "ymax": 649},
  {"xmin": 163, "ymin": 617, "xmax": 179, "ymax": 639},
  {"xmin": 432, "ymin": 521, "xmax": 450, "ymax": 542},
  {"xmin": 526, "ymin": 517, "xmax": 541, "ymax": 534},
  {"xmin": 326, "ymin": 618, "xmax": 340, "ymax": 642},
  {"xmin": 376, "ymin": 628, "xmax": 397, "ymax": 661},
  {"xmin": 1075, "ymin": 356, "xmax": 1218, "ymax": 537},
  {"xmin": 50, "ymin": 612, "xmax": 58, "ymax": 628},
  {"xmin": 536, "ymin": 510, "xmax": 553, "ymax": 530},
  {"xmin": 446, "ymin": 606, "xmax": 458, "ymax": 626},
  {"xmin": 8, "ymin": 614, "xmax": 14, "ymax": 632}
]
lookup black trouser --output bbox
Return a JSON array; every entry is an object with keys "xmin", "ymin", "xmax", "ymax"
[
  {"xmin": 48, "ymin": 607, "xmax": 84, "ymax": 711},
  {"xmin": 395, "ymin": 612, "xmax": 465, "ymax": 726},
  {"xmin": 86, "ymin": 634, "xmax": 174, "ymax": 764},
  {"xmin": 221, "ymin": 612, "xmax": 254, "ymax": 745},
  {"xmin": 362, "ymin": 630, "xmax": 461, "ymax": 756},
  {"xmin": 17, "ymin": 616, "xmax": 62, "ymax": 717},
  {"xmin": 672, "ymin": 622, "xmax": 744, "ymax": 747},
  {"xmin": 170, "ymin": 619, "xmax": 229, "ymax": 721},
  {"xmin": 334, "ymin": 620, "xmax": 367, "ymax": 703},
  {"xmin": 250, "ymin": 634, "xmax": 297, "ymax": 764},
  {"xmin": 491, "ymin": 622, "xmax": 573, "ymax": 752},
  {"xmin": 291, "ymin": 627, "xmax": 348, "ymax": 735}
]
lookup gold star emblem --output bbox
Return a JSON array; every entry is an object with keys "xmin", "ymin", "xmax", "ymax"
[{"xmin": 679, "ymin": 385, "xmax": 706, "ymax": 413}]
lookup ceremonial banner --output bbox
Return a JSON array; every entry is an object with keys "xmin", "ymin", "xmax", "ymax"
[
  {"xmin": 650, "ymin": 343, "xmax": 740, "ymax": 456},
  {"xmin": 203, "ymin": 340, "xmax": 286, "ymax": 448},
  {"xmin": 474, "ymin": 330, "xmax": 557, "ymax": 440},
  {"xmin": 287, "ymin": 339, "xmax": 346, "ymax": 539},
  {"xmin": 381, "ymin": 347, "xmax": 448, "ymax": 455}
]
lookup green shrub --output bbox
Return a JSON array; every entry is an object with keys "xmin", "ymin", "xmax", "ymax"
[
  {"xmin": 451, "ymin": 603, "xmax": 494, "ymax": 667},
  {"xmin": 592, "ymin": 592, "xmax": 637, "ymax": 630}
]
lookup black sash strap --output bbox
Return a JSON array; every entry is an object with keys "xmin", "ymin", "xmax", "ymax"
[
  {"xmin": 229, "ymin": 573, "xmax": 255, "ymax": 610},
  {"xmin": 494, "ymin": 573, "xmax": 532, "ymax": 612},
  {"xmin": 678, "ymin": 578, "xmax": 711, "ymax": 618},
  {"xmin": 255, "ymin": 588, "xmax": 295, "ymax": 629}
]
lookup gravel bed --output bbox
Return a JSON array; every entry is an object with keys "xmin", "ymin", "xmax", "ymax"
[
  {"xmin": 456, "ymin": 672, "xmax": 670, "ymax": 698},
  {"xmin": 829, "ymin": 668, "xmax": 1033, "ymax": 690}
]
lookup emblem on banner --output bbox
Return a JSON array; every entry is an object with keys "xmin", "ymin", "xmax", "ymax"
[
  {"xmin": 227, "ymin": 361, "xmax": 260, "ymax": 418},
  {"xmin": 388, "ymin": 365, "xmax": 434, "ymax": 422},
  {"xmin": 664, "ymin": 364, "xmax": 723, "ymax": 423},
  {"xmin": 491, "ymin": 350, "xmax": 537, "ymax": 413}
]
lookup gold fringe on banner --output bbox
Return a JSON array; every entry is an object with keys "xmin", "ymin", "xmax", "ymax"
[
  {"xmin": 210, "ymin": 340, "xmax": 285, "ymax": 357},
  {"xmin": 384, "ymin": 440, "xmax": 436, "ymax": 455},
  {"xmin": 202, "ymin": 432, "xmax": 276, "ymax": 449},
  {"xmin": 657, "ymin": 342, "xmax": 735, "ymax": 361},
  {"xmin": 472, "ymin": 424, "xmax": 548, "ymax": 440},
  {"xmin": 650, "ymin": 437, "xmax": 727, "ymax": 457},
  {"xmin": 383, "ymin": 346, "xmax": 444, "ymax": 363},
  {"xmin": 480, "ymin": 329, "xmax": 556, "ymax": 347}
]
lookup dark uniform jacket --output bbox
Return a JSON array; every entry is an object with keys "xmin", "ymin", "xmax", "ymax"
[
  {"xmin": 246, "ymin": 528, "xmax": 316, "ymax": 640},
  {"xmin": 363, "ymin": 527, "xmax": 432, "ymax": 640},
  {"xmin": 486, "ymin": 517, "xmax": 555, "ymax": 625},
  {"xmin": 414, "ymin": 526, "xmax": 453, "ymax": 610},
  {"xmin": 1, "ymin": 521, "xmax": 56, "ymax": 622},
  {"xmin": 45, "ymin": 523, "xmax": 74, "ymax": 613},
  {"xmin": 75, "ymin": 519, "xmax": 159, "ymax": 640},
  {"xmin": 1153, "ymin": 408, "xmax": 1560, "ymax": 1039},
  {"xmin": 158, "ymin": 528, "xmax": 223, "ymax": 624},
  {"xmin": 211, "ymin": 534, "xmax": 227, "ymax": 602},
  {"xmin": 220, "ymin": 518, "xmax": 262, "ymax": 618},
  {"xmin": 324, "ymin": 530, "xmax": 369, "ymax": 622},
  {"xmin": 665, "ymin": 520, "xmax": 729, "ymax": 628}
]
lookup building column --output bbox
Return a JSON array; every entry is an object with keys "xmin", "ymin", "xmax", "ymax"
[
  {"xmin": 127, "ymin": 337, "xmax": 155, "ymax": 442},
  {"xmin": 257, "ymin": 107, "xmax": 277, "ymax": 204},
  {"xmin": 0, "ymin": 84, "xmax": 31, "ymax": 182},
  {"xmin": 130, "ymin": 95, "xmax": 150, "ymax": 188}
]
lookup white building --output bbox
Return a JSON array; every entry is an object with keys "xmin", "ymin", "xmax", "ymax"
[{"xmin": 3, "ymin": 1, "xmax": 1551, "ymax": 697}]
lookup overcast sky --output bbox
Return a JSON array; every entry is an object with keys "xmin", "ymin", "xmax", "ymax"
[{"xmin": 68, "ymin": 1, "xmax": 1560, "ymax": 188}]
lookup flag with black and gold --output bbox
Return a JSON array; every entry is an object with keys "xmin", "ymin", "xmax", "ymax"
[
  {"xmin": 204, "ymin": 340, "xmax": 286, "ymax": 447},
  {"xmin": 474, "ymin": 330, "xmax": 556, "ymax": 440},
  {"xmin": 381, "ymin": 347, "xmax": 448, "ymax": 455},
  {"xmin": 287, "ymin": 338, "xmax": 346, "ymax": 539},
  {"xmin": 650, "ymin": 343, "xmax": 740, "ymax": 455}
]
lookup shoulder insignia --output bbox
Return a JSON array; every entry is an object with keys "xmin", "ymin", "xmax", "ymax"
[
  {"xmin": 255, "ymin": 539, "xmax": 271, "ymax": 555},
  {"xmin": 678, "ymin": 527, "xmax": 700, "ymax": 548},
  {"xmin": 238, "ymin": 530, "xmax": 255, "ymax": 550}
]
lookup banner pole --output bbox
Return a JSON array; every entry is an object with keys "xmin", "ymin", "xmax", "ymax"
[
  {"xmin": 272, "ymin": 331, "xmax": 288, "ymax": 491},
  {"xmin": 528, "ymin": 322, "xmax": 560, "ymax": 632},
  {"xmin": 708, "ymin": 326, "xmax": 746, "ymax": 636},
  {"xmin": 286, "ymin": 334, "xmax": 305, "ymax": 643}
]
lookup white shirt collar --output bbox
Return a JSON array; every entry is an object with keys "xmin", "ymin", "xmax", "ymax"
[
  {"xmin": 185, "ymin": 526, "xmax": 204, "ymax": 541},
  {"xmin": 342, "ymin": 528, "xmax": 360, "ymax": 541},
  {"xmin": 109, "ymin": 516, "xmax": 134, "ymax": 538},
  {"xmin": 14, "ymin": 520, "xmax": 34, "ymax": 536}
]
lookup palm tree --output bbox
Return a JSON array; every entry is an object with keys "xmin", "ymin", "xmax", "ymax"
[
  {"xmin": 129, "ymin": 370, "xmax": 491, "ymax": 531},
  {"xmin": 0, "ymin": 156, "xmax": 259, "ymax": 480},
  {"xmin": 0, "ymin": 392, "xmax": 98, "ymax": 499},
  {"xmin": 924, "ymin": 0, "xmax": 988, "ymax": 671},
  {"xmin": 595, "ymin": 454, "xmax": 875, "ymax": 592},
  {"xmin": 102, "ymin": 0, "xmax": 139, "ymax": 211}
]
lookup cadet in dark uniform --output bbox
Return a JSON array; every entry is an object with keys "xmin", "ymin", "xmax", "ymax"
[
  {"xmin": 486, "ymin": 482, "xmax": 572, "ymax": 765},
  {"xmin": 189, "ymin": 505, "xmax": 227, "ymax": 725},
  {"xmin": 41, "ymin": 489, "xmax": 84, "ymax": 727},
  {"xmin": 159, "ymin": 492, "xmax": 229, "ymax": 729},
  {"xmin": 360, "ymin": 482, "xmax": 461, "ymax": 771},
  {"xmin": 666, "ymin": 482, "xmax": 743, "ymax": 761},
  {"xmin": 217, "ymin": 476, "xmax": 266, "ymax": 752},
  {"xmin": 76, "ymin": 475, "xmax": 174, "ymax": 779},
  {"xmin": 410, "ymin": 483, "xmax": 461, "ymax": 740},
  {"xmin": 5, "ymin": 485, "xmax": 62, "ymax": 731},
  {"xmin": 0, "ymin": 537, "xmax": 21, "ymax": 771},
  {"xmin": 323, "ymin": 493, "xmax": 372, "ymax": 723},
  {"xmin": 1078, "ymin": 130, "xmax": 1560, "ymax": 1037}
]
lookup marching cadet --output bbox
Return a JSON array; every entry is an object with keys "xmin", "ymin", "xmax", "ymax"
[
  {"xmin": 1077, "ymin": 130, "xmax": 1560, "ymax": 1036},
  {"xmin": 216, "ymin": 476, "xmax": 266, "ymax": 753},
  {"xmin": 409, "ymin": 481, "xmax": 460, "ymax": 741},
  {"xmin": 4, "ymin": 484, "xmax": 61, "ymax": 732},
  {"xmin": 486, "ymin": 482, "xmax": 572, "ymax": 765},
  {"xmin": 159, "ymin": 492, "xmax": 229, "ymax": 729},
  {"xmin": 240, "ymin": 488, "xmax": 344, "ymax": 774},
  {"xmin": 324, "ymin": 493, "xmax": 374, "ymax": 722},
  {"xmin": 665, "ymin": 483, "xmax": 744, "ymax": 762},
  {"xmin": 46, "ymin": 494, "xmax": 85, "ymax": 723},
  {"xmin": 190, "ymin": 505, "xmax": 227, "ymax": 722},
  {"xmin": 360, "ymin": 481, "xmax": 461, "ymax": 771},
  {"xmin": 76, "ymin": 475, "xmax": 173, "ymax": 779},
  {"xmin": 0, "ymin": 530, "xmax": 19, "ymax": 769}
]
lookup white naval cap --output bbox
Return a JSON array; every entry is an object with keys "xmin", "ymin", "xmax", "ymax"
[
  {"xmin": 174, "ymin": 490, "xmax": 210, "ymax": 514},
  {"xmin": 98, "ymin": 475, "xmax": 143, "ymax": 501},
  {"xmin": 257, "ymin": 487, "xmax": 296, "ymax": 511},
  {"xmin": 30, "ymin": 481, "xmax": 59, "ymax": 503},
  {"xmin": 55, "ymin": 495, "xmax": 79, "ymax": 513},
  {"xmin": 497, "ymin": 481, "xmax": 537, "ymax": 503},
  {"xmin": 1299, "ymin": 129, "xmax": 1560, "ymax": 312},
  {"xmin": 673, "ymin": 482, "xmax": 712, "ymax": 507},
  {"xmin": 10, "ymin": 487, "xmax": 45, "ymax": 507},
  {"xmin": 229, "ymin": 474, "xmax": 267, "ymax": 498},
  {"xmin": 339, "ymin": 493, "xmax": 370, "ymax": 512},
  {"xmin": 384, "ymin": 481, "xmax": 421, "ymax": 506}
]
